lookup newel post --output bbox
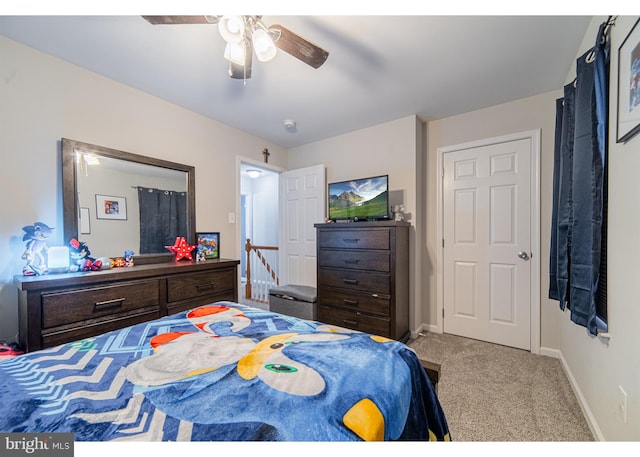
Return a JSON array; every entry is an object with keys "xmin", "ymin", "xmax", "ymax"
[{"xmin": 245, "ymin": 239, "xmax": 252, "ymax": 300}]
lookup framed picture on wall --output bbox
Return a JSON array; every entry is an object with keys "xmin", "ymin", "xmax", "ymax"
[
  {"xmin": 617, "ymin": 18, "xmax": 640, "ymax": 143},
  {"xmin": 196, "ymin": 232, "xmax": 220, "ymax": 259},
  {"xmin": 95, "ymin": 194, "xmax": 128, "ymax": 220}
]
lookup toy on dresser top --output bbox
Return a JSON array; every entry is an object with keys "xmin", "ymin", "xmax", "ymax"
[
  {"xmin": 68, "ymin": 237, "xmax": 97, "ymax": 272},
  {"xmin": 69, "ymin": 238, "xmax": 135, "ymax": 272},
  {"xmin": 21, "ymin": 222, "xmax": 54, "ymax": 275}
]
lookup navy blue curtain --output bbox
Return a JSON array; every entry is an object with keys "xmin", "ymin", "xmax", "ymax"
[
  {"xmin": 548, "ymin": 97, "xmax": 564, "ymax": 302},
  {"xmin": 549, "ymin": 21, "xmax": 610, "ymax": 335},
  {"xmin": 138, "ymin": 187, "xmax": 188, "ymax": 254}
]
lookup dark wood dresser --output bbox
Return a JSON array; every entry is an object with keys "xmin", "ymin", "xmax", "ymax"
[
  {"xmin": 315, "ymin": 221, "xmax": 410, "ymax": 342},
  {"xmin": 14, "ymin": 259, "xmax": 239, "ymax": 352}
]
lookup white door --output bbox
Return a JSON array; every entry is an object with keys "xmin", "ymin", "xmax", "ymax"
[
  {"xmin": 443, "ymin": 138, "xmax": 531, "ymax": 350},
  {"xmin": 279, "ymin": 164, "xmax": 326, "ymax": 287}
]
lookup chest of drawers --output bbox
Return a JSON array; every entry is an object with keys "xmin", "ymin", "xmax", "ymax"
[
  {"xmin": 15, "ymin": 259, "xmax": 239, "ymax": 352},
  {"xmin": 315, "ymin": 221, "xmax": 409, "ymax": 342}
]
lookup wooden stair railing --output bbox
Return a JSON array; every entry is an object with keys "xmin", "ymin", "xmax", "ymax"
[{"xmin": 245, "ymin": 238, "xmax": 279, "ymax": 303}]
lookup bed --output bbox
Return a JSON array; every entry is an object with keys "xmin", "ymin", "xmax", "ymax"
[{"xmin": 0, "ymin": 302, "xmax": 450, "ymax": 442}]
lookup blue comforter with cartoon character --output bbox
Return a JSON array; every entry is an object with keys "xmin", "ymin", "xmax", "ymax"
[{"xmin": 0, "ymin": 302, "xmax": 450, "ymax": 441}]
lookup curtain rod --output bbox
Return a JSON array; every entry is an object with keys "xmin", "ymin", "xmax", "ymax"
[
  {"xmin": 583, "ymin": 16, "xmax": 617, "ymax": 66},
  {"xmin": 131, "ymin": 185, "xmax": 185, "ymax": 194}
]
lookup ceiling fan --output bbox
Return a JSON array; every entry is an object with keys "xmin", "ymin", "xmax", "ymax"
[{"xmin": 142, "ymin": 15, "xmax": 329, "ymax": 80}]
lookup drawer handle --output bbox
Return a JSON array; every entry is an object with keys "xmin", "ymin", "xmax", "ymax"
[
  {"xmin": 371, "ymin": 293, "xmax": 391, "ymax": 300},
  {"xmin": 343, "ymin": 279, "xmax": 359, "ymax": 285},
  {"xmin": 343, "ymin": 259, "xmax": 360, "ymax": 265},
  {"xmin": 342, "ymin": 238, "xmax": 360, "ymax": 244},
  {"xmin": 94, "ymin": 298, "xmax": 125, "ymax": 309},
  {"xmin": 343, "ymin": 299, "xmax": 359, "ymax": 306},
  {"xmin": 196, "ymin": 283, "xmax": 215, "ymax": 292},
  {"xmin": 343, "ymin": 319, "xmax": 359, "ymax": 327}
]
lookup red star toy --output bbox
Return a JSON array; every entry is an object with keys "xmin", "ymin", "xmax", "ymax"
[{"xmin": 165, "ymin": 237, "xmax": 196, "ymax": 261}]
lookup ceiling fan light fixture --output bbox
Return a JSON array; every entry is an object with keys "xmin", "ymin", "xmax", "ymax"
[
  {"xmin": 142, "ymin": 15, "xmax": 329, "ymax": 80},
  {"xmin": 218, "ymin": 15, "xmax": 245, "ymax": 44},
  {"xmin": 252, "ymin": 27, "xmax": 277, "ymax": 62},
  {"xmin": 224, "ymin": 42, "xmax": 246, "ymax": 66}
]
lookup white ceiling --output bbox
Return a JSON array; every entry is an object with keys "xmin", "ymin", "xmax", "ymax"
[{"xmin": 0, "ymin": 15, "xmax": 593, "ymax": 148}]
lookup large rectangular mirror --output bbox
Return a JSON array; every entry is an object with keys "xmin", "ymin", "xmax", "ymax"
[{"xmin": 62, "ymin": 138, "xmax": 196, "ymax": 264}]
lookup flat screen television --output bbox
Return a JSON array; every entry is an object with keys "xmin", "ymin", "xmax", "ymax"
[{"xmin": 328, "ymin": 174, "xmax": 390, "ymax": 221}]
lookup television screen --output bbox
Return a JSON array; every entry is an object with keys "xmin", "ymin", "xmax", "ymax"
[{"xmin": 328, "ymin": 175, "xmax": 389, "ymax": 221}]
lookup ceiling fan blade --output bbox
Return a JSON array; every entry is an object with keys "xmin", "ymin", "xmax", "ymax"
[
  {"xmin": 142, "ymin": 16, "xmax": 220, "ymax": 25},
  {"xmin": 269, "ymin": 24, "xmax": 329, "ymax": 69}
]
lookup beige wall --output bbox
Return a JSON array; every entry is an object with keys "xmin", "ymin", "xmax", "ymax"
[
  {"xmin": 288, "ymin": 116, "xmax": 424, "ymax": 330},
  {"xmin": 0, "ymin": 35, "xmax": 286, "ymax": 340}
]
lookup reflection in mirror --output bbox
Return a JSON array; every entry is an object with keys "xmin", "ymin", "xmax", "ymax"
[{"xmin": 62, "ymin": 139, "xmax": 196, "ymax": 263}]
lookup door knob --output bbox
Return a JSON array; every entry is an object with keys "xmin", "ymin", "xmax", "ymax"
[{"xmin": 517, "ymin": 251, "xmax": 530, "ymax": 261}]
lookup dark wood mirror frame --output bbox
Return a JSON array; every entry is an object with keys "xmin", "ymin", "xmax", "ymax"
[{"xmin": 61, "ymin": 138, "xmax": 196, "ymax": 265}]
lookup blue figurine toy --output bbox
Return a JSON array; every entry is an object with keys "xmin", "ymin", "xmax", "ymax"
[
  {"xmin": 21, "ymin": 222, "xmax": 54, "ymax": 275},
  {"xmin": 124, "ymin": 250, "xmax": 135, "ymax": 267}
]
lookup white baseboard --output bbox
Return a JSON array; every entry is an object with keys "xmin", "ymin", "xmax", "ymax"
[
  {"xmin": 411, "ymin": 322, "xmax": 442, "ymax": 339},
  {"xmin": 540, "ymin": 345, "xmax": 604, "ymax": 441},
  {"xmin": 538, "ymin": 345, "xmax": 560, "ymax": 359},
  {"xmin": 423, "ymin": 323, "xmax": 441, "ymax": 334},
  {"xmin": 410, "ymin": 323, "xmax": 424, "ymax": 339}
]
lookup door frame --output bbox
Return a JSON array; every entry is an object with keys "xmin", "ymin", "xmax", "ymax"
[
  {"xmin": 435, "ymin": 130, "xmax": 541, "ymax": 354},
  {"xmin": 235, "ymin": 156, "xmax": 285, "ymax": 293}
]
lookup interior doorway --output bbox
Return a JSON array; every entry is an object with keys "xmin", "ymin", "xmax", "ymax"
[
  {"xmin": 237, "ymin": 159, "xmax": 326, "ymax": 308},
  {"xmin": 443, "ymin": 137, "xmax": 531, "ymax": 350},
  {"xmin": 436, "ymin": 130, "xmax": 541, "ymax": 354},
  {"xmin": 239, "ymin": 160, "xmax": 280, "ymax": 306}
]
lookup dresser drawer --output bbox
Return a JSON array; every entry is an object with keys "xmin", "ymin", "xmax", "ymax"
[
  {"xmin": 167, "ymin": 269, "xmax": 235, "ymax": 303},
  {"xmin": 318, "ymin": 305, "xmax": 390, "ymax": 337},
  {"xmin": 318, "ymin": 268, "xmax": 390, "ymax": 294},
  {"xmin": 42, "ymin": 308, "xmax": 160, "ymax": 348},
  {"xmin": 318, "ymin": 229, "xmax": 390, "ymax": 250},
  {"xmin": 318, "ymin": 288, "xmax": 390, "ymax": 316},
  {"xmin": 318, "ymin": 249, "xmax": 390, "ymax": 272},
  {"xmin": 42, "ymin": 280, "xmax": 160, "ymax": 329}
]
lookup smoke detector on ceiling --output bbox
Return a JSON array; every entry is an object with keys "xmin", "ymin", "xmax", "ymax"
[{"xmin": 283, "ymin": 119, "xmax": 297, "ymax": 132}]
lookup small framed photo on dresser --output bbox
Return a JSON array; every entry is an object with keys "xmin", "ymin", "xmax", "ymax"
[{"xmin": 196, "ymin": 232, "xmax": 220, "ymax": 259}]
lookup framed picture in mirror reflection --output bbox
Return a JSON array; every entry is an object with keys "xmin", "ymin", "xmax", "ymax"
[{"xmin": 96, "ymin": 194, "xmax": 128, "ymax": 220}]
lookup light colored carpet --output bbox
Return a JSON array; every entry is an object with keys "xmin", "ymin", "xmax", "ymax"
[{"xmin": 408, "ymin": 332, "xmax": 594, "ymax": 441}]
